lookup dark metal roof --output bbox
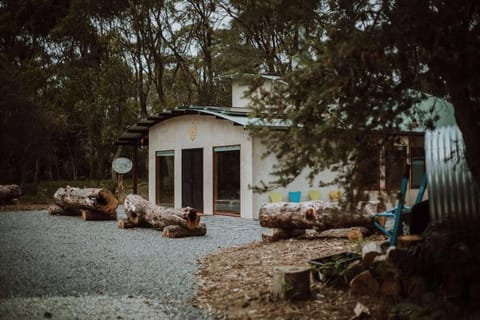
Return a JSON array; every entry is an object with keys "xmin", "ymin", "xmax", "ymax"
[{"xmin": 114, "ymin": 106, "xmax": 252, "ymax": 146}]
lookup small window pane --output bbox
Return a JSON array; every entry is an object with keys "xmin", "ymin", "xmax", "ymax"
[
  {"xmin": 156, "ymin": 151, "xmax": 174, "ymax": 207},
  {"xmin": 385, "ymin": 145, "xmax": 408, "ymax": 190}
]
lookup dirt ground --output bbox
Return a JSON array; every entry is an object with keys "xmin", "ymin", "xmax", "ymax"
[
  {"xmin": 0, "ymin": 202, "xmax": 50, "ymax": 212},
  {"xmin": 194, "ymin": 236, "xmax": 393, "ymax": 320}
]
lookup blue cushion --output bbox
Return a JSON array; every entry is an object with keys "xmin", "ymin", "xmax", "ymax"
[{"xmin": 288, "ymin": 191, "xmax": 301, "ymax": 202}]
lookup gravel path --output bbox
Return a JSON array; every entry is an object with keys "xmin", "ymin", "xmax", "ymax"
[{"xmin": 0, "ymin": 209, "xmax": 265, "ymax": 319}]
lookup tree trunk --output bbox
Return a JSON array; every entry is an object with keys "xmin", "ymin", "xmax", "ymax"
[
  {"xmin": 124, "ymin": 194, "xmax": 200, "ymax": 230},
  {"xmin": 0, "ymin": 184, "xmax": 21, "ymax": 203},
  {"xmin": 259, "ymin": 201, "xmax": 372, "ymax": 230},
  {"xmin": 53, "ymin": 186, "xmax": 119, "ymax": 216},
  {"xmin": 162, "ymin": 223, "xmax": 207, "ymax": 238}
]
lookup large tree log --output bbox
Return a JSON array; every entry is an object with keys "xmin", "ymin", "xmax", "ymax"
[
  {"xmin": 0, "ymin": 184, "xmax": 21, "ymax": 203},
  {"xmin": 124, "ymin": 194, "xmax": 200, "ymax": 230},
  {"xmin": 261, "ymin": 228, "xmax": 306, "ymax": 242},
  {"xmin": 47, "ymin": 204, "xmax": 81, "ymax": 216},
  {"xmin": 81, "ymin": 210, "xmax": 116, "ymax": 221},
  {"xmin": 53, "ymin": 186, "xmax": 119, "ymax": 216},
  {"xmin": 162, "ymin": 224, "xmax": 207, "ymax": 238},
  {"xmin": 317, "ymin": 227, "xmax": 370, "ymax": 240},
  {"xmin": 259, "ymin": 201, "xmax": 372, "ymax": 230}
]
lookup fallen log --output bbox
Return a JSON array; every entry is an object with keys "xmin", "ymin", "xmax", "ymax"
[
  {"xmin": 53, "ymin": 186, "xmax": 118, "ymax": 217},
  {"xmin": 261, "ymin": 228, "xmax": 306, "ymax": 242},
  {"xmin": 317, "ymin": 227, "xmax": 370, "ymax": 240},
  {"xmin": 117, "ymin": 219, "xmax": 136, "ymax": 229},
  {"xmin": 162, "ymin": 223, "xmax": 207, "ymax": 238},
  {"xmin": 0, "ymin": 184, "xmax": 21, "ymax": 203},
  {"xmin": 47, "ymin": 204, "xmax": 81, "ymax": 216},
  {"xmin": 81, "ymin": 210, "xmax": 116, "ymax": 221},
  {"xmin": 259, "ymin": 201, "xmax": 372, "ymax": 230},
  {"xmin": 124, "ymin": 194, "xmax": 200, "ymax": 230}
]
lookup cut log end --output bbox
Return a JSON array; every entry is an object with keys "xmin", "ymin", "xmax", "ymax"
[{"xmin": 117, "ymin": 219, "xmax": 136, "ymax": 229}]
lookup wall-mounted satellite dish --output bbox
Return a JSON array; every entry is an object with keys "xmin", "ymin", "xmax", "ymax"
[{"xmin": 112, "ymin": 157, "xmax": 133, "ymax": 174}]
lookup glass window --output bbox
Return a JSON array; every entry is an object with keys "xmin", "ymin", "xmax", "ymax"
[
  {"xmin": 156, "ymin": 150, "xmax": 174, "ymax": 207},
  {"xmin": 410, "ymin": 135, "xmax": 425, "ymax": 188},
  {"xmin": 356, "ymin": 143, "xmax": 380, "ymax": 190},
  {"xmin": 213, "ymin": 145, "xmax": 240, "ymax": 214},
  {"xmin": 385, "ymin": 144, "xmax": 408, "ymax": 190}
]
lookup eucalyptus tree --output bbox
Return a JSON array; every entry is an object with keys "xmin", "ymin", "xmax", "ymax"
[
  {"xmin": 247, "ymin": 0, "xmax": 480, "ymax": 202},
  {"xmin": 219, "ymin": 0, "xmax": 320, "ymax": 74}
]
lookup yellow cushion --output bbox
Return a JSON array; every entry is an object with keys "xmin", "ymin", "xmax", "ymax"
[
  {"xmin": 309, "ymin": 190, "xmax": 321, "ymax": 200},
  {"xmin": 269, "ymin": 192, "xmax": 283, "ymax": 202},
  {"xmin": 329, "ymin": 190, "xmax": 342, "ymax": 201}
]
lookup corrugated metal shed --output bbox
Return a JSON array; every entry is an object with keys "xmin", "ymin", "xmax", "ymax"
[{"xmin": 425, "ymin": 125, "xmax": 480, "ymax": 226}]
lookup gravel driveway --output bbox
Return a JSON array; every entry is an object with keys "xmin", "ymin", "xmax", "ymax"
[{"xmin": 0, "ymin": 209, "xmax": 264, "ymax": 319}]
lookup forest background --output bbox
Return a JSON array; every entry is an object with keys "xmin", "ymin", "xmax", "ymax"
[{"xmin": 1, "ymin": 0, "xmax": 479, "ymax": 199}]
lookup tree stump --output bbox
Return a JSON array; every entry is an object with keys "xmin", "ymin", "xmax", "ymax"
[
  {"xmin": 349, "ymin": 270, "xmax": 380, "ymax": 296},
  {"xmin": 272, "ymin": 265, "xmax": 311, "ymax": 300}
]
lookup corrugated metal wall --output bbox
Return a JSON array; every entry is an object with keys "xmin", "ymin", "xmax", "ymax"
[{"xmin": 425, "ymin": 125, "xmax": 480, "ymax": 226}]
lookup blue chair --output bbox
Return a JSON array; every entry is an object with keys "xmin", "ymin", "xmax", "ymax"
[
  {"xmin": 288, "ymin": 191, "xmax": 301, "ymax": 202},
  {"xmin": 371, "ymin": 165, "xmax": 427, "ymax": 246}
]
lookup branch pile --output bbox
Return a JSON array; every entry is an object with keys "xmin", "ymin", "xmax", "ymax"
[
  {"xmin": 119, "ymin": 194, "xmax": 206, "ymax": 238},
  {"xmin": 49, "ymin": 186, "xmax": 119, "ymax": 220}
]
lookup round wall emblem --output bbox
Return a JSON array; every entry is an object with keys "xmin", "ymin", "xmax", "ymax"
[{"xmin": 112, "ymin": 157, "xmax": 133, "ymax": 174}]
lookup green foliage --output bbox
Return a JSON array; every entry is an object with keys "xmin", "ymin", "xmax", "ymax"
[
  {"xmin": 1, "ymin": 0, "xmax": 478, "ymax": 192},
  {"xmin": 248, "ymin": 0, "xmax": 480, "ymax": 205}
]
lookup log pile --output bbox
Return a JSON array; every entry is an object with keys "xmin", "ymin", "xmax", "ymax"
[
  {"xmin": 259, "ymin": 200, "xmax": 372, "ymax": 242},
  {"xmin": 49, "ymin": 186, "xmax": 119, "ymax": 220},
  {"xmin": 121, "ymin": 194, "xmax": 206, "ymax": 238},
  {"xmin": 0, "ymin": 184, "xmax": 21, "ymax": 204}
]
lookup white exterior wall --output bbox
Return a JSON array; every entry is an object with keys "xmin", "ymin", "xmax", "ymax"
[
  {"xmin": 250, "ymin": 136, "xmax": 425, "ymax": 219},
  {"xmin": 148, "ymin": 115, "xmax": 255, "ymax": 219},
  {"xmin": 251, "ymin": 137, "xmax": 340, "ymax": 219},
  {"xmin": 231, "ymin": 79, "xmax": 274, "ymax": 109}
]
